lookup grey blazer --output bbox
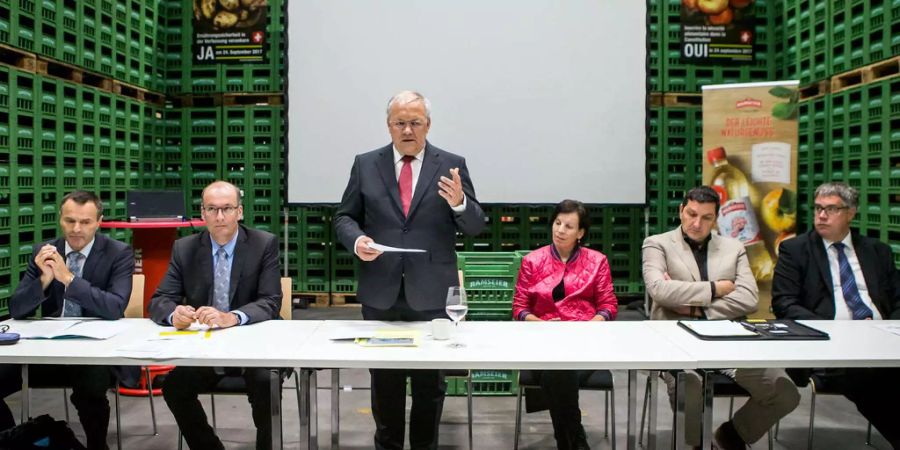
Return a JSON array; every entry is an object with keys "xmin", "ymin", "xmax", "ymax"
[
  {"xmin": 334, "ymin": 142, "xmax": 485, "ymax": 311},
  {"xmin": 642, "ymin": 227, "xmax": 758, "ymax": 320}
]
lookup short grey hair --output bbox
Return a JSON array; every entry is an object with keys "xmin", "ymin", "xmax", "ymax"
[
  {"xmin": 386, "ymin": 91, "xmax": 431, "ymax": 118},
  {"xmin": 814, "ymin": 182, "xmax": 858, "ymax": 209}
]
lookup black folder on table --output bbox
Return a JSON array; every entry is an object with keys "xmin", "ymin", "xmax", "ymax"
[{"xmin": 677, "ymin": 319, "xmax": 830, "ymax": 341}]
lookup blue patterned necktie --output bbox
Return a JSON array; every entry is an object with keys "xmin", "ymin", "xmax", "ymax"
[
  {"xmin": 62, "ymin": 252, "xmax": 85, "ymax": 317},
  {"xmin": 213, "ymin": 247, "xmax": 231, "ymax": 311},
  {"xmin": 832, "ymin": 242, "xmax": 873, "ymax": 320}
]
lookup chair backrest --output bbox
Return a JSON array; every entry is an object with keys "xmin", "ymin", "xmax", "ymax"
[
  {"xmin": 124, "ymin": 274, "xmax": 145, "ymax": 319},
  {"xmin": 280, "ymin": 277, "xmax": 292, "ymax": 320}
]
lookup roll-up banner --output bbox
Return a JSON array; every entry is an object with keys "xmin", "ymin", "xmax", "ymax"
[{"xmin": 702, "ymin": 81, "xmax": 800, "ymax": 318}]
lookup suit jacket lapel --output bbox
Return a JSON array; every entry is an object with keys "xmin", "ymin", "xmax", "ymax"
[
  {"xmin": 853, "ymin": 234, "xmax": 882, "ymax": 313},
  {"xmin": 809, "ymin": 230, "xmax": 835, "ymax": 304},
  {"xmin": 706, "ymin": 234, "xmax": 721, "ymax": 277},
  {"xmin": 197, "ymin": 232, "xmax": 214, "ymax": 306},
  {"xmin": 408, "ymin": 143, "xmax": 440, "ymax": 220},
  {"xmin": 80, "ymin": 235, "xmax": 103, "ymax": 282},
  {"xmin": 671, "ymin": 229, "xmax": 701, "ymax": 281},
  {"xmin": 229, "ymin": 227, "xmax": 247, "ymax": 305},
  {"xmin": 376, "ymin": 146, "xmax": 404, "ymax": 218}
]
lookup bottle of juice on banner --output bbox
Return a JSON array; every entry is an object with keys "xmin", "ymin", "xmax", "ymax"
[{"xmin": 707, "ymin": 147, "xmax": 775, "ymax": 281}]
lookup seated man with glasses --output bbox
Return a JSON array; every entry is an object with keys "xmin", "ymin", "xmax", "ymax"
[
  {"xmin": 773, "ymin": 181, "xmax": 900, "ymax": 448},
  {"xmin": 149, "ymin": 180, "xmax": 283, "ymax": 450}
]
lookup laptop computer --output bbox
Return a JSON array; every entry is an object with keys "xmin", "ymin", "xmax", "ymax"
[{"xmin": 127, "ymin": 190, "xmax": 186, "ymax": 222}]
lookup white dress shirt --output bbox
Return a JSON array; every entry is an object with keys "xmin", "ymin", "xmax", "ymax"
[{"xmin": 823, "ymin": 233, "xmax": 882, "ymax": 320}]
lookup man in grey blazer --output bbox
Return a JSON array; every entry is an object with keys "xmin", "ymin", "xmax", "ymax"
[
  {"xmin": 150, "ymin": 181, "xmax": 282, "ymax": 450},
  {"xmin": 642, "ymin": 186, "xmax": 799, "ymax": 450},
  {"xmin": 334, "ymin": 91, "xmax": 485, "ymax": 450}
]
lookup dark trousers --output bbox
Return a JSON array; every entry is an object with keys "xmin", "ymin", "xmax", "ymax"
[
  {"xmin": 527, "ymin": 370, "xmax": 590, "ymax": 449},
  {"xmin": 362, "ymin": 295, "xmax": 448, "ymax": 450},
  {"xmin": 817, "ymin": 367, "xmax": 900, "ymax": 449},
  {"xmin": 0, "ymin": 363, "xmax": 112, "ymax": 450},
  {"xmin": 162, "ymin": 366, "xmax": 281, "ymax": 450}
]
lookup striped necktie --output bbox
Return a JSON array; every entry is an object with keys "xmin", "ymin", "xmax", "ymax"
[
  {"xmin": 213, "ymin": 246, "xmax": 231, "ymax": 311},
  {"xmin": 832, "ymin": 242, "xmax": 873, "ymax": 320},
  {"xmin": 62, "ymin": 252, "xmax": 85, "ymax": 317}
]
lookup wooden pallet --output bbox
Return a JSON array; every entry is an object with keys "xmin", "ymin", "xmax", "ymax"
[
  {"xmin": 222, "ymin": 93, "xmax": 283, "ymax": 106},
  {"xmin": 0, "ymin": 43, "xmax": 37, "ymax": 72},
  {"xmin": 831, "ymin": 55, "xmax": 900, "ymax": 93},
  {"xmin": 0, "ymin": 43, "xmax": 165, "ymax": 105},
  {"xmin": 295, "ymin": 292, "xmax": 331, "ymax": 307},
  {"xmin": 798, "ymin": 79, "xmax": 830, "ymax": 100},
  {"xmin": 649, "ymin": 92, "xmax": 702, "ymax": 108},
  {"xmin": 330, "ymin": 293, "xmax": 359, "ymax": 306},
  {"xmin": 169, "ymin": 93, "xmax": 284, "ymax": 107}
]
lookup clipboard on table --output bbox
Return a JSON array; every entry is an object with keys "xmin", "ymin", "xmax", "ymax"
[{"xmin": 677, "ymin": 319, "xmax": 830, "ymax": 341}]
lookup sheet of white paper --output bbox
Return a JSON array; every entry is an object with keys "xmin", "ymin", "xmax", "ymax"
[
  {"xmin": 114, "ymin": 338, "xmax": 208, "ymax": 360},
  {"xmin": 65, "ymin": 320, "xmax": 132, "ymax": 339},
  {"xmin": 9, "ymin": 319, "xmax": 131, "ymax": 339},
  {"xmin": 8, "ymin": 320, "xmax": 78, "ymax": 339},
  {"xmin": 328, "ymin": 323, "xmax": 417, "ymax": 340},
  {"xmin": 875, "ymin": 324, "xmax": 900, "ymax": 338},
  {"xmin": 367, "ymin": 242, "xmax": 427, "ymax": 253},
  {"xmin": 679, "ymin": 320, "xmax": 757, "ymax": 337}
]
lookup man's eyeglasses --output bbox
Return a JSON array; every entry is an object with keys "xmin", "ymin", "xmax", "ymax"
[
  {"xmin": 202, "ymin": 206, "xmax": 239, "ymax": 216},
  {"xmin": 814, "ymin": 205, "xmax": 849, "ymax": 216},
  {"xmin": 390, "ymin": 121, "xmax": 425, "ymax": 130}
]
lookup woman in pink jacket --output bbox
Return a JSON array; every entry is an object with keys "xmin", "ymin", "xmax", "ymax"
[{"xmin": 513, "ymin": 199, "xmax": 618, "ymax": 449}]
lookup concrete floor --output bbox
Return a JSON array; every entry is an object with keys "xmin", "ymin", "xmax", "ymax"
[{"xmin": 4, "ymin": 305, "xmax": 889, "ymax": 449}]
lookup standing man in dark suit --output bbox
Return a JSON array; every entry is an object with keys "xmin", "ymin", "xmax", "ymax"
[
  {"xmin": 773, "ymin": 181, "xmax": 900, "ymax": 448},
  {"xmin": 2, "ymin": 190, "xmax": 134, "ymax": 450},
  {"xmin": 149, "ymin": 180, "xmax": 282, "ymax": 450},
  {"xmin": 334, "ymin": 90, "xmax": 486, "ymax": 450}
]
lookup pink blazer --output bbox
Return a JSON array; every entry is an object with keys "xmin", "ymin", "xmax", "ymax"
[{"xmin": 513, "ymin": 245, "xmax": 618, "ymax": 321}]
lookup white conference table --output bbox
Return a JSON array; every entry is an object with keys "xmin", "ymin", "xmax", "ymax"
[
  {"xmin": 0, "ymin": 318, "xmax": 325, "ymax": 450},
  {"xmin": 647, "ymin": 320, "xmax": 900, "ymax": 449},
  {"xmin": 4, "ymin": 318, "xmax": 900, "ymax": 450},
  {"xmin": 301, "ymin": 320, "xmax": 697, "ymax": 450}
]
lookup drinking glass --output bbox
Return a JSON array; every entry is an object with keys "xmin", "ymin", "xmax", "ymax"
[{"xmin": 445, "ymin": 286, "xmax": 468, "ymax": 348}]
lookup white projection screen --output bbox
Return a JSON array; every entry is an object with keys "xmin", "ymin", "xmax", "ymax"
[{"xmin": 286, "ymin": 0, "xmax": 647, "ymax": 204}]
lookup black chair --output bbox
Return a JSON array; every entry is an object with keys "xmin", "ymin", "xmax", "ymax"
[{"xmin": 514, "ymin": 369, "xmax": 616, "ymax": 450}]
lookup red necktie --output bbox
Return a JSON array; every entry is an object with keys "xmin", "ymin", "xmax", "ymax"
[{"xmin": 399, "ymin": 155, "xmax": 414, "ymax": 216}]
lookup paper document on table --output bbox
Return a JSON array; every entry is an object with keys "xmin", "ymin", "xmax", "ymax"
[
  {"xmin": 357, "ymin": 329, "xmax": 420, "ymax": 347},
  {"xmin": 875, "ymin": 324, "xmax": 900, "ymax": 337},
  {"xmin": 115, "ymin": 337, "xmax": 208, "ymax": 360},
  {"xmin": 367, "ymin": 242, "xmax": 426, "ymax": 253},
  {"xmin": 678, "ymin": 320, "xmax": 758, "ymax": 337},
  {"xmin": 9, "ymin": 319, "xmax": 130, "ymax": 339}
]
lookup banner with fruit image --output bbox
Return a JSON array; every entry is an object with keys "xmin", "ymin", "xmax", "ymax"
[
  {"xmin": 680, "ymin": 0, "xmax": 756, "ymax": 63},
  {"xmin": 702, "ymin": 81, "xmax": 800, "ymax": 319}
]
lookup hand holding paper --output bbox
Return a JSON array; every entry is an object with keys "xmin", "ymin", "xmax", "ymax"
[{"xmin": 367, "ymin": 242, "xmax": 426, "ymax": 253}]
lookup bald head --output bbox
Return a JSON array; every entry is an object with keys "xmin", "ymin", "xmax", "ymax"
[{"xmin": 201, "ymin": 181, "xmax": 242, "ymax": 206}]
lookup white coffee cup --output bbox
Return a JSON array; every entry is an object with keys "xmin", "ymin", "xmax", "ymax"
[{"xmin": 432, "ymin": 318, "xmax": 451, "ymax": 340}]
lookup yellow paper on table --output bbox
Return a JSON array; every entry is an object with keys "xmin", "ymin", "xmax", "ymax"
[{"xmin": 356, "ymin": 329, "xmax": 420, "ymax": 347}]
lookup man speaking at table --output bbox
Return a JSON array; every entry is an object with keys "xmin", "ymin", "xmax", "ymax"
[
  {"xmin": 2, "ymin": 190, "xmax": 134, "ymax": 450},
  {"xmin": 642, "ymin": 186, "xmax": 799, "ymax": 450},
  {"xmin": 149, "ymin": 180, "xmax": 282, "ymax": 450},
  {"xmin": 334, "ymin": 90, "xmax": 485, "ymax": 450},
  {"xmin": 773, "ymin": 181, "xmax": 900, "ymax": 448}
]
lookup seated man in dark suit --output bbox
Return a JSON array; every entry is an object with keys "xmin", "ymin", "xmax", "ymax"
[
  {"xmin": 1, "ymin": 190, "xmax": 134, "ymax": 450},
  {"xmin": 149, "ymin": 180, "xmax": 282, "ymax": 450},
  {"xmin": 773, "ymin": 181, "xmax": 900, "ymax": 448}
]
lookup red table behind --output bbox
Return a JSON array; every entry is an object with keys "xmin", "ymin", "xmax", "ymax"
[{"xmin": 101, "ymin": 220, "xmax": 206, "ymax": 317}]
